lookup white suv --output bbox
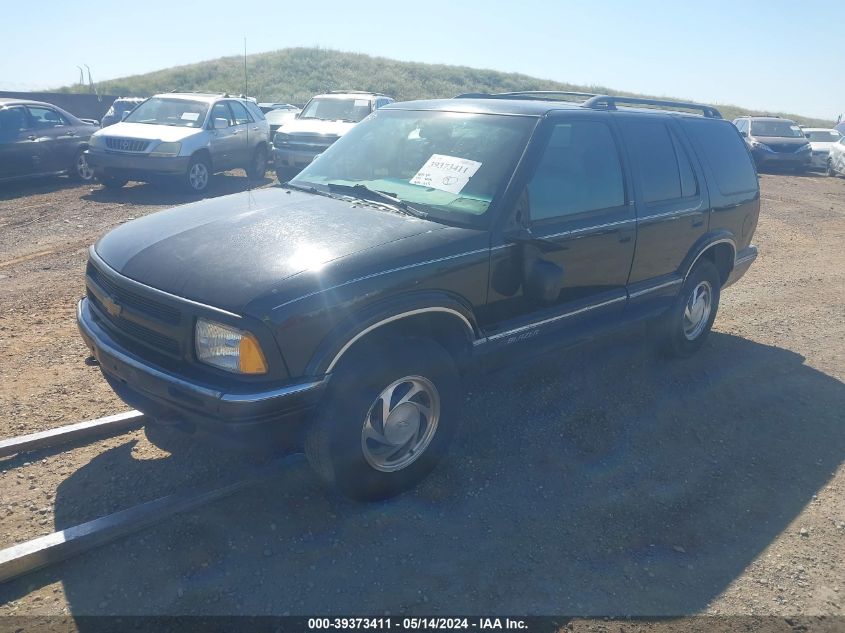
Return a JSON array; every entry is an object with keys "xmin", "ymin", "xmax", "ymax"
[
  {"xmin": 272, "ymin": 91, "xmax": 394, "ymax": 181},
  {"xmin": 86, "ymin": 93, "xmax": 271, "ymax": 193}
]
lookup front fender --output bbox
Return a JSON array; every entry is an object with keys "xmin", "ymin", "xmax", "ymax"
[{"xmin": 303, "ymin": 291, "xmax": 479, "ymax": 377}]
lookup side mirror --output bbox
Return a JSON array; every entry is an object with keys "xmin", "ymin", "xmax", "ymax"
[
  {"xmin": 121, "ymin": 111, "xmax": 130, "ymax": 121},
  {"xmin": 213, "ymin": 117, "xmax": 230, "ymax": 130},
  {"xmin": 739, "ymin": 130, "xmax": 747, "ymax": 137}
]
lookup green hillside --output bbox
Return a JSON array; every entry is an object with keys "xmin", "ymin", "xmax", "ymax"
[{"xmin": 59, "ymin": 47, "xmax": 834, "ymax": 127}]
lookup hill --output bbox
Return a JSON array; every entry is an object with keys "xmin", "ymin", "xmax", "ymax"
[{"xmin": 58, "ymin": 47, "xmax": 835, "ymax": 127}]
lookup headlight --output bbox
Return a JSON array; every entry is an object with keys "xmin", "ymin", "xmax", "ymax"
[
  {"xmin": 195, "ymin": 318, "xmax": 268, "ymax": 374},
  {"xmin": 150, "ymin": 142, "xmax": 182, "ymax": 157},
  {"xmin": 750, "ymin": 140, "xmax": 771, "ymax": 151},
  {"xmin": 273, "ymin": 132, "xmax": 289, "ymax": 147},
  {"xmin": 89, "ymin": 134, "xmax": 105, "ymax": 148}
]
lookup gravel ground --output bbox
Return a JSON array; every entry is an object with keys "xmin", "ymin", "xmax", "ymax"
[{"xmin": 0, "ymin": 171, "xmax": 842, "ymax": 623}]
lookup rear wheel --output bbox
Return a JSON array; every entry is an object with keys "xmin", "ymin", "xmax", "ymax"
[
  {"xmin": 69, "ymin": 149, "xmax": 94, "ymax": 182},
  {"xmin": 655, "ymin": 259, "xmax": 721, "ymax": 358},
  {"xmin": 183, "ymin": 154, "xmax": 211, "ymax": 194},
  {"xmin": 305, "ymin": 338, "xmax": 461, "ymax": 501},
  {"xmin": 247, "ymin": 145, "xmax": 267, "ymax": 180},
  {"xmin": 828, "ymin": 159, "xmax": 837, "ymax": 177}
]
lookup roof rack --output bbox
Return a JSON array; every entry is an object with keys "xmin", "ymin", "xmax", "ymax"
[
  {"xmin": 454, "ymin": 91, "xmax": 722, "ymax": 118},
  {"xmin": 325, "ymin": 90, "xmax": 386, "ymax": 96},
  {"xmin": 456, "ymin": 91, "xmax": 597, "ymax": 101},
  {"xmin": 583, "ymin": 95, "xmax": 722, "ymax": 118}
]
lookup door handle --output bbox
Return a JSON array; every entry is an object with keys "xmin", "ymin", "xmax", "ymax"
[
  {"xmin": 27, "ymin": 135, "xmax": 37, "ymax": 141},
  {"xmin": 252, "ymin": 126, "xmax": 259, "ymax": 131},
  {"xmin": 231, "ymin": 130, "xmax": 240, "ymax": 135}
]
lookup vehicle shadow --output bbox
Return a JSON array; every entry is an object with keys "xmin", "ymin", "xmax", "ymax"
[
  {"xmin": 0, "ymin": 176, "xmax": 86, "ymax": 201},
  {"xmin": 1, "ymin": 330, "xmax": 843, "ymax": 617},
  {"xmin": 80, "ymin": 172, "xmax": 276, "ymax": 207}
]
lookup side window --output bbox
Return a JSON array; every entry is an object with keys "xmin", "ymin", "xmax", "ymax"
[
  {"xmin": 527, "ymin": 120, "xmax": 626, "ymax": 222},
  {"xmin": 683, "ymin": 119, "xmax": 758, "ymax": 195},
  {"xmin": 27, "ymin": 106, "xmax": 69, "ymax": 128},
  {"xmin": 210, "ymin": 102, "xmax": 233, "ymax": 127},
  {"xmin": 622, "ymin": 121, "xmax": 682, "ymax": 203},
  {"xmin": 0, "ymin": 106, "xmax": 31, "ymax": 139},
  {"xmin": 671, "ymin": 131, "xmax": 698, "ymax": 198},
  {"xmin": 229, "ymin": 101, "xmax": 253, "ymax": 125}
]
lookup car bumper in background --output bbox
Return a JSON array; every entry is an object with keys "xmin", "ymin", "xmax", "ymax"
[
  {"xmin": 810, "ymin": 151, "xmax": 829, "ymax": 169},
  {"xmin": 751, "ymin": 150, "xmax": 812, "ymax": 169},
  {"xmin": 77, "ymin": 297, "xmax": 327, "ymax": 445},
  {"xmin": 86, "ymin": 149, "xmax": 190, "ymax": 178},
  {"xmin": 272, "ymin": 146, "xmax": 329, "ymax": 170}
]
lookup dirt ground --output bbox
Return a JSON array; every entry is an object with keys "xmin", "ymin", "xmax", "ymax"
[{"xmin": 0, "ymin": 170, "xmax": 842, "ymax": 624}]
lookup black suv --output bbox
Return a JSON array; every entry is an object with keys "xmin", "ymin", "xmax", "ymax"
[
  {"xmin": 733, "ymin": 116, "xmax": 812, "ymax": 172},
  {"xmin": 78, "ymin": 92, "xmax": 760, "ymax": 500}
]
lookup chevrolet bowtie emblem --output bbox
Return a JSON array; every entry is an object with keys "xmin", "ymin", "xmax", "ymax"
[{"xmin": 100, "ymin": 294, "xmax": 122, "ymax": 318}]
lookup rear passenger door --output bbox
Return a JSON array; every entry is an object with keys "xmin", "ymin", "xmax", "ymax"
[
  {"xmin": 484, "ymin": 113, "xmax": 636, "ymax": 340},
  {"xmin": 0, "ymin": 106, "xmax": 45, "ymax": 178},
  {"xmin": 227, "ymin": 100, "xmax": 254, "ymax": 167},
  {"xmin": 619, "ymin": 115, "xmax": 708, "ymax": 293}
]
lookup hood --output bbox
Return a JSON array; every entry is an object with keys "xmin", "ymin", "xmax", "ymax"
[
  {"xmin": 92, "ymin": 121, "xmax": 202, "ymax": 143},
  {"xmin": 751, "ymin": 135, "xmax": 810, "ymax": 147},
  {"xmin": 278, "ymin": 118, "xmax": 357, "ymax": 137},
  {"xmin": 94, "ymin": 188, "xmax": 444, "ymax": 314}
]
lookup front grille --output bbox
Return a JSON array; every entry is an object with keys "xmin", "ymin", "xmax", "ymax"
[
  {"xmin": 88, "ymin": 288, "xmax": 181, "ymax": 356},
  {"xmin": 768, "ymin": 143, "xmax": 801, "ymax": 154},
  {"xmin": 283, "ymin": 134, "xmax": 338, "ymax": 150},
  {"xmin": 86, "ymin": 262, "xmax": 180, "ymax": 325},
  {"xmin": 105, "ymin": 137, "xmax": 150, "ymax": 152}
]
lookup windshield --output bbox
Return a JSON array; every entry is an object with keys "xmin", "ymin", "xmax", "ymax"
[
  {"xmin": 299, "ymin": 97, "xmax": 373, "ymax": 122},
  {"xmin": 750, "ymin": 120, "xmax": 805, "ymax": 138},
  {"xmin": 124, "ymin": 97, "xmax": 209, "ymax": 128},
  {"xmin": 291, "ymin": 109, "xmax": 537, "ymax": 225},
  {"xmin": 805, "ymin": 130, "xmax": 841, "ymax": 142}
]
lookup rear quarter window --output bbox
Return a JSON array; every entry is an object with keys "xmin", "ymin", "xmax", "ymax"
[{"xmin": 683, "ymin": 119, "xmax": 757, "ymax": 195}]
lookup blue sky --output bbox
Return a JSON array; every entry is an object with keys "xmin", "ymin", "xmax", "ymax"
[{"xmin": 0, "ymin": 0, "xmax": 841, "ymax": 120}]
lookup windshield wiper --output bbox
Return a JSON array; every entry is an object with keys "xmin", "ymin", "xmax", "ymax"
[
  {"xmin": 283, "ymin": 181, "xmax": 343, "ymax": 201},
  {"xmin": 326, "ymin": 183, "xmax": 428, "ymax": 219}
]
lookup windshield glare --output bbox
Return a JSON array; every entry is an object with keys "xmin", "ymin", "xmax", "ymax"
[
  {"xmin": 805, "ymin": 130, "xmax": 841, "ymax": 142},
  {"xmin": 750, "ymin": 120, "xmax": 805, "ymax": 138},
  {"xmin": 299, "ymin": 97, "xmax": 373, "ymax": 122},
  {"xmin": 124, "ymin": 97, "xmax": 209, "ymax": 128},
  {"xmin": 291, "ymin": 109, "xmax": 536, "ymax": 224}
]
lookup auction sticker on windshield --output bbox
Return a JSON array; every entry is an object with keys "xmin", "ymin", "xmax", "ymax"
[
  {"xmin": 411, "ymin": 154, "xmax": 482, "ymax": 195},
  {"xmin": 181, "ymin": 112, "xmax": 200, "ymax": 121}
]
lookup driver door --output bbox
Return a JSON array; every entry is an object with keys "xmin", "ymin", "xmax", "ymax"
[
  {"xmin": 208, "ymin": 102, "xmax": 238, "ymax": 170},
  {"xmin": 483, "ymin": 113, "xmax": 636, "ymax": 348}
]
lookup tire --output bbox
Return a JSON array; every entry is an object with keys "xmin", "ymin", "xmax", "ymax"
[
  {"xmin": 275, "ymin": 166, "xmax": 298, "ymax": 184},
  {"xmin": 247, "ymin": 145, "xmax": 267, "ymax": 180},
  {"xmin": 305, "ymin": 338, "xmax": 461, "ymax": 501},
  {"xmin": 68, "ymin": 149, "xmax": 94, "ymax": 182},
  {"xmin": 98, "ymin": 174, "xmax": 128, "ymax": 189},
  {"xmin": 827, "ymin": 159, "xmax": 837, "ymax": 178},
  {"xmin": 183, "ymin": 154, "xmax": 211, "ymax": 194},
  {"xmin": 655, "ymin": 259, "xmax": 721, "ymax": 358}
]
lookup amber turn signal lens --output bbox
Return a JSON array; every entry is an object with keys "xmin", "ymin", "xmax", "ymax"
[{"xmin": 238, "ymin": 334, "xmax": 268, "ymax": 374}]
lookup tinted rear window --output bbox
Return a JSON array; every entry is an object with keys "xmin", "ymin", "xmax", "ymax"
[
  {"xmin": 683, "ymin": 119, "xmax": 757, "ymax": 196},
  {"xmin": 621, "ymin": 121, "xmax": 682, "ymax": 203}
]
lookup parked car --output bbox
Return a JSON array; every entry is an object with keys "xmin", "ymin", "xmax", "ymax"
[
  {"xmin": 78, "ymin": 92, "xmax": 759, "ymax": 500},
  {"xmin": 273, "ymin": 91, "xmax": 393, "ymax": 181},
  {"xmin": 733, "ymin": 116, "xmax": 812, "ymax": 172},
  {"xmin": 264, "ymin": 105, "xmax": 301, "ymax": 138},
  {"xmin": 802, "ymin": 127, "xmax": 842, "ymax": 170},
  {"xmin": 100, "ymin": 97, "xmax": 146, "ymax": 128},
  {"xmin": 834, "ymin": 120, "xmax": 845, "ymax": 135},
  {"xmin": 826, "ymin": 136, "xmax": 845, "ymax": 177},
  {"xmin": 258, "ymin": 103, "xmax": 299, "ymax": 114},
  {"xmin": 85, "ymin": 93, "xmax": 271, "ymax": 193},
  {"xmin": 0, "ymin": 98, "xmax": 97, "ymax": 183}
]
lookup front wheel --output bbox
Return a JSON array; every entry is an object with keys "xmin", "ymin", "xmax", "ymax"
[
  {"xmin": 69, "ymin": 149, "xmax": 94, "ymax": 182},
  {"xmin": 828, "ymin": 159, "xmax": 838, "ymax": 177},
  {"xmin": 183, "ymin": 154, "xmax": 211, "ymax": 194},
  {"xmin": 655, "ymin": 259, "xmax": 721, "ymax": 358},
  {"xmin": 305, "ymin": 338, "xmax": 461, "ymax": 501}
]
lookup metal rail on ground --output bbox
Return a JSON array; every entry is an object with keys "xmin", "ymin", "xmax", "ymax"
[
  {"xmin": 0, "ymin": 410, "xmax": 145, "ymax": 459},
  {"xmin": 0, "ymin": 458, "xmax": 286, "ymax": 584}
]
